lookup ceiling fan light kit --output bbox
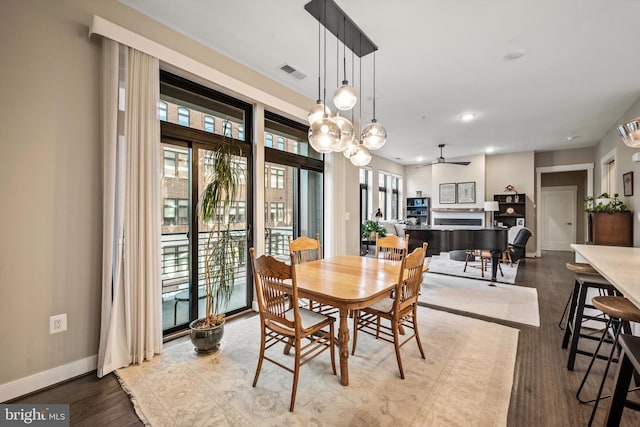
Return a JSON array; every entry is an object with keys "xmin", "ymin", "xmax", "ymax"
[{"xmin": 304, "ymin": 0, "xmax": 386, "ymax": 166}]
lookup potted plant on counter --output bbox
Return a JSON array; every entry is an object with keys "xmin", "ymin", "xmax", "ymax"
[
  {"xmin": 584, "ymin": 192, "xmax": 627, "ymax": 213},
  {"xmin": 584, "ymin": 193, "xmax": 632, "ymax": 246},
  {"xmin": 189, "ymin": 140, "xmax": 242, "ymax": 353}
]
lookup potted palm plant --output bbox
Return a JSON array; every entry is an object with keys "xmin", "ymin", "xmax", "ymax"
[{"xmin": 189, "ymin": 140, "xmax": 242, "ymax": 353}]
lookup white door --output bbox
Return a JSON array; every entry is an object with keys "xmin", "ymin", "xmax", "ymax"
[{"xmin": 541, "ymin": 186, "xmax": 577, "ymax": 251}]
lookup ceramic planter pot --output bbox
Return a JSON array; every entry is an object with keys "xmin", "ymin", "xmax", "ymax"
[{"xmin": 189, "ymin": 317, "xmax": 225, "ymax": 353}]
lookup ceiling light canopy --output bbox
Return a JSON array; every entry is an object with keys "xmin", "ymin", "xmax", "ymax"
[
  {"xmin": 461, "ymin": 113, "xmax": 475, "ymax": 122},
  {"xmin": 305, "ymin": 0, "xmax": 387, "ymax": 166},
  {"xmin": 617, "ymin": 118, "xmax": 640, "ymax": 148}
]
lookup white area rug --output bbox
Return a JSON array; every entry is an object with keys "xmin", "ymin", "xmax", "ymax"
[
  {"xmin": 117, "ymin": 307, "xmax": 519, "ymax": 426},
  {"xmin": 427, "ymin": 252, "xmax": 518, "ymax": 284},
  {"xmin": 420, "ymin": 273, "xmax": 540, "ymax": 327}
]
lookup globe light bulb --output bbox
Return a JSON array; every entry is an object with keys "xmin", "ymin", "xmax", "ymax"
[
  {"xmin": 331, "ymin": 114, "xmax": 355, "ymax": 152},
  {"xmin": 349, "ymin": 143, "xmax": 372, "ymax": 166},
  {"xmin": 342, "ymin": 139, "xmax": 357, "ymax": 158},
  {"xmin": 333, "ymin": 81, "xmax": 358, "ymax": 111},
  {"xmin": 307, "ymin": 102, "xmax": 331, "ymax": 125},
  {"xmin": 308, "ymin": 116, "xmax": 340, "ymax": 154},
  {"xmin": 361, "ymin": 119, "xmax": 388, "ymax": 150}
]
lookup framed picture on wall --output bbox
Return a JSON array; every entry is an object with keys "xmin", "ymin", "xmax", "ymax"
[
  {"xmin": 439, "ymin": 183, "xmax": 456, "ymax": 204},
  {"xmin": 623, "ymin": 171, "xmax": 633, "ymax": 196},
  {"xmin": 456, "ymin": 182, "xmax": 476, "ymax": 204},
  {"xmin": 516, "ymin": 218, "xmax": 525, "ymax": 227}
]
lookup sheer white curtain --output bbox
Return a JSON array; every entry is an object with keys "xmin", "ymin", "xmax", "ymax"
[{"xmin": 98, "ymin": 38, "xmax": 162, "ymax": 377}]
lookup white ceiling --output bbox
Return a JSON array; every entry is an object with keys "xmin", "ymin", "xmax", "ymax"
[{"xmin": 121, "ymin": 0, "xmax": 640, "ymax": 165}]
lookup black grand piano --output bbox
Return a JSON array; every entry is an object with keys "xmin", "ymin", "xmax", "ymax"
[{"xmin": 406, "ymin": 225, "xmax": 509, "ymax": 282}]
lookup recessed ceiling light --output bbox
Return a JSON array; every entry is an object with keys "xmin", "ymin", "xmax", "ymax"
[
  {"xmin": 504, "ymin": 49, "xmax": 527, "ymax": 61},
  {"xmin": 486, "ymin": 147, "xmax": 495, "ymax": 153},
  {"xmin": 416, "ymin": 156, "xmax": 423, "ymax": 162},
  {"xmin": 566, "ymin": 135, "xmax": 581, "ymax": 141},
  {"xmin": 461, "ymin": 113, "xmax": 475, "ymax": 122}
]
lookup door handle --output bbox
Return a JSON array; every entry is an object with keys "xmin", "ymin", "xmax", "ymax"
[{"xmin": 566, "ymin": 222, "xmax": 572, "ymax": 225}]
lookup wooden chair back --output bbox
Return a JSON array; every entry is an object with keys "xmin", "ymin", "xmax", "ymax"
[
  {"xmin": 249, "ymin": 248, "xmax": 299, "ymax": 331},
  {"xmin": 395, "ymin": 242, "xmax": 428, "ymax": 313},
  {"xmin": 288, "ymin": 233, "xmax": 321, "ymax": 264},
  {"xmin": 375, "ymin": 233, "xmax": 409, "ymax": 261}
]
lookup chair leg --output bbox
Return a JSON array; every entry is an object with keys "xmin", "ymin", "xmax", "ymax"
[
  {"xmin": 329, "ymin": 323, "xmax": 337, "ymax": 375},
  {"xmin": 562, "ymin": 279, "xmax": 580, "ymax": 348},
  {"xmin": 289, "ymin": 338, "xmax": 301, "ymax": 412},
  {"xmin": 567, "ymin": 282, "xmax": 588, "ymax": 370},
  {"xmin": 253, "ymin": 328, "xmax": 266, "ymax": 387},
  {"xmin": 558, "ymin": 287, "xmax": 573, "ymax": 330},
  {"xmin": 392, "ymin": 318, "xmax": 405, "ymax": 379},
  {"xmin": 576, "ymin": 317, "xmax": 614, "ymax": 403},
  {"xmin": 587, "ymin": 322, "xmax": 623, "ymax": 426},
  {"xmin": 412, "ymin": 306, "xmax": 426, "ymax": 359}
]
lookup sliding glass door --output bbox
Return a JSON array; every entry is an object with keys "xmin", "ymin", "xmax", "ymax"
[{"xmin": 160, "ymin": 71, "xmax": 253, "ymax": 335}]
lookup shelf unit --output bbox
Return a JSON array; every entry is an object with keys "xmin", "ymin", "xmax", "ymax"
[
  {"xmin": 494, "ymin": 193, "xmax": 526, "ymax": 228},
  {"xmin": 406, "ymin": 197, "xmax": 430, "ymax": 225}
]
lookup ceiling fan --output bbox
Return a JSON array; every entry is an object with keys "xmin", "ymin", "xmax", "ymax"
[{"xmin": 416, "ymin": 144, "xmax": 471, "ymax": 168}]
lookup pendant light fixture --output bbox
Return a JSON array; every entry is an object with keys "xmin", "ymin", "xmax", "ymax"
[
  {"xmin": 305, "ymin": 0, "xmax": 386, "ymax": 163},
  {"xmin": 308, "ymin": 6, "xmax": 340, "ymax": 153},
  {"xmin": 307, "ymin": 18, "xmax": 331, "ymax": 125},
  {"xmin": 349, "ymin": 50, "xmax": 371, "ymax": 166},
  {"xmin": 617, "ymin": 117, "xmax": 640, "ymax": 148},
  {"xmin": 333, "ymin": 18, "xmax": 358, "ymax": 111},
  {"xmin": 361, "ymin": 51, "xmax": 387, "ymax": 150}
]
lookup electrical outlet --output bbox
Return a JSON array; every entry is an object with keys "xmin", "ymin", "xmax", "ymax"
[{"xmin": 50, "ymin": 313, "xmax": 67, "ymax": 334}]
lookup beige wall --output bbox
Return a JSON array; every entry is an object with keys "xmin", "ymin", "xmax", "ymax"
[
  {"xmin": 535, "ymin": 147, "xmax": 595, "ymax": 168},
  {"xmin": 593, "ymin": 96, "xmax": 640, "ymax": 245},
  {"xmin": 0, "ymin": 0, "xmax": 314, "ymax": 390},
  {"xmin": 486, "ymin": 152, "xmax": 535, "ymax": 254}
]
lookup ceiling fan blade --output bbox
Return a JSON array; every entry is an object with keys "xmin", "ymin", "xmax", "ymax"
[{"xmin": 444, "ymin": 161, "xmax": 471, "ymax": 166}]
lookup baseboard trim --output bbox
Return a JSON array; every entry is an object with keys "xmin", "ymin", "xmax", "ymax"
[{"xmin": 0, "ymin": 355, "xmax": 97, "ymax": 402}]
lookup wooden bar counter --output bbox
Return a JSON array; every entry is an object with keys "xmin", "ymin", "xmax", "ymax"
[{"xmin": 571, "ymin": 244, "xmax": 640, "ymax": 308}]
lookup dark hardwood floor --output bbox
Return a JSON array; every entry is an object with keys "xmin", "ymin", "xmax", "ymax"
[{"xmin": 9, "ymin": 250, "xmax": 640, "ymax": 426}]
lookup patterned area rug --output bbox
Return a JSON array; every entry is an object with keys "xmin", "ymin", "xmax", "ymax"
[
  {"xmin": 420, "ymin": 273, "xmax": 540, "ymax": 327},
  {"xmin": 427, "ymin": 252, "xmax": 519, "ymax": 284},
  {"xmin": 116, "ymin": 307, "xmax": 518, "ymax": 426}
]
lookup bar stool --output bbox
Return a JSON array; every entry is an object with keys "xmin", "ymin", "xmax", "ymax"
[
  {"xmin": 604, "ymin": 334, "xmax": 640, "ymax": 426},
  {"xmin": 559, "ymin": 263, "xmax": 600, "ymax": 329},
  {"xmin": 562, "ymin": 272, "xmax": 619, "ymax": 370},
  {"xmin": 575, "ymin": 296, "xmax": 640, "ymax": 426}
]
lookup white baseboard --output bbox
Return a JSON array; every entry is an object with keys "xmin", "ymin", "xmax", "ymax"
[
  {"xmin": 526, "ymin": 252, "xmax": 537, "ymax": 258},
  {"xmin": 0, "ymin": 355, "xmax": 97, "ymax": 402}
]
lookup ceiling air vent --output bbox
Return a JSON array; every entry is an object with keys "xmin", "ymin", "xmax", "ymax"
[{"xmin": 279, "ymin": 63, "xmax": 306, "ymax": 80}]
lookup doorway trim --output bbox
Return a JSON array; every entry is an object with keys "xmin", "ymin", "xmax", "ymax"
[{"xmin": 536, "ymin": 163, "xmax": 594, "ymax": 257}]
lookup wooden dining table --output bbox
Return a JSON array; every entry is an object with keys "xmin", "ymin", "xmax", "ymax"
[{"xmin": 294, "ymin": 255, "xmax": 402, "ymax": 386}]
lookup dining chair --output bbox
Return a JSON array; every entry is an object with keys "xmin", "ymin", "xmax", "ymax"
[
  {"xmin": 288, "ymin": 233, "xmax": 321, "ymax": 264},
  {"xmin": 375, "ymin": 233, "xmax": 409, "ymax": 260},
  {"xmin": 351, "ymin": 242, "xmax": 428, "ymax": 379},
  {"xmin": 288, "ymin": 234, "xmax": 333, "ymax": 314},
  {"xmin": 249, "ymin": 248, "xmax": 336, "ymax": 412}
]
